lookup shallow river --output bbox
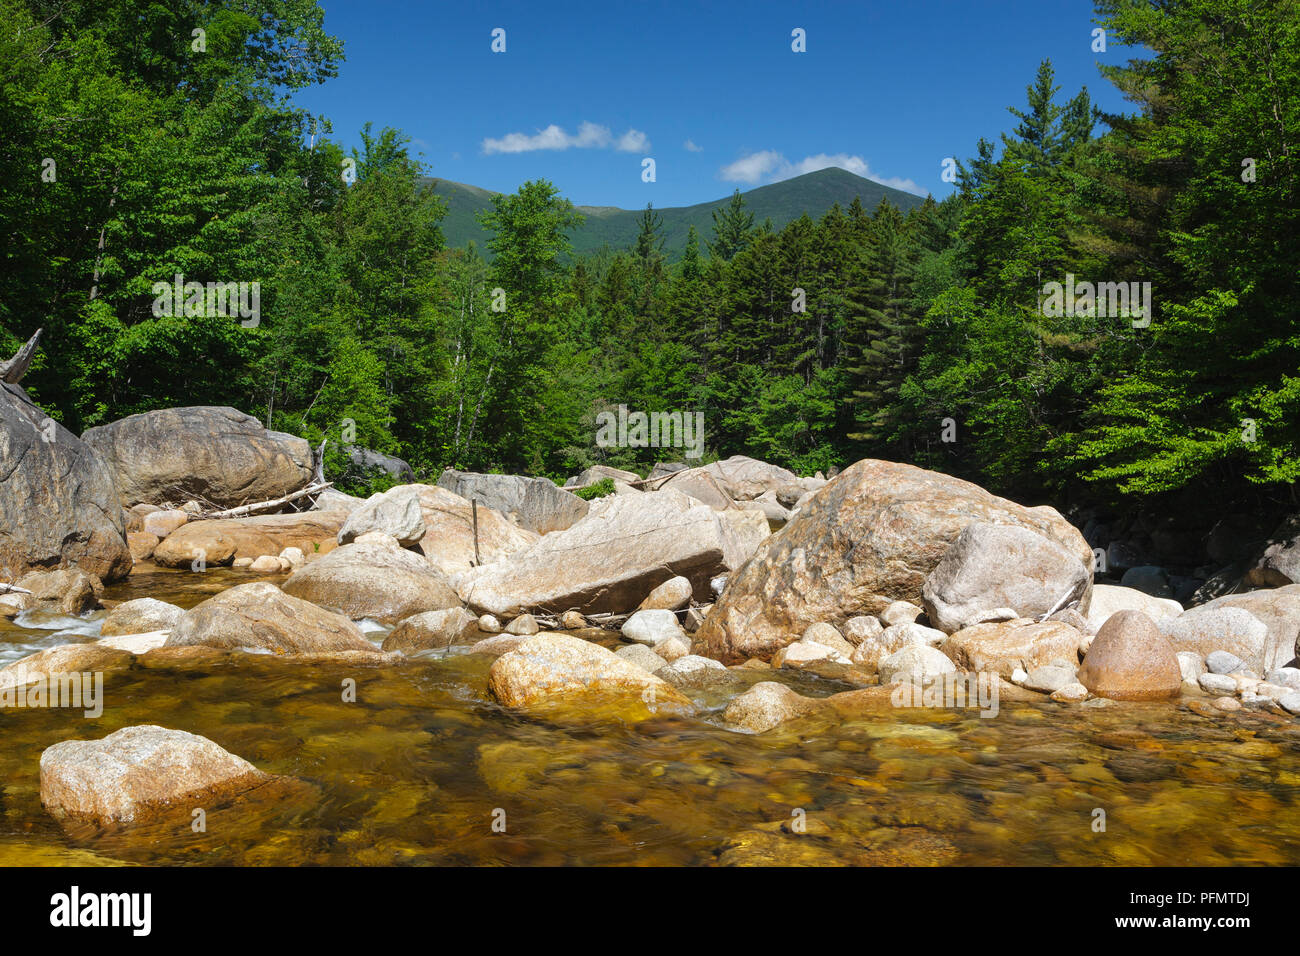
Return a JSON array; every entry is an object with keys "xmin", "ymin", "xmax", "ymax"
[{"xmin": 1, "ymin": 567, "xmax": 1297, "ymax": 865}]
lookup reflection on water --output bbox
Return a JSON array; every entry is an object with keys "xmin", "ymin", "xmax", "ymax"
[{"xmin": 0, "ymin": 565, "xmax": 1297, "ymax": 865}]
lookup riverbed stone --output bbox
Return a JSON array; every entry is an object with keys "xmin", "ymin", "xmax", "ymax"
[
  {"xmin": 167, "ymin": 581, "xmax": 376, "ymax": 655},
  {"xmin": 1158, "ymin": 598, "xmax": 1293, "ymax": 674},
  {"xmin": 614, "ymin": 643, "xmax": 668, "ymax": 675},
  {"xmin": 153, "ymin": 512, "xmax": 344, "ymax": 568},
  {"xmin": 282, "ymin": 538, "xmax": 459, "ymax": 624},
  {"xmin": 99, "ymin": 598, "xmax": 183, "ymax": 636},
  {"xmin": 437, "ymin": 469, "xmax": 589, "ymax": 535},
  {"xmin": 1084, "ymin": 584, "xmax": 1183, "ymax": 632},
  {"xmin": 40, "ymin": 725, "xmax": 270, "ymax": 827},
  {"xmin": 456, "ymin": 489, "xmax": 752, "ymax": 617},
  {"xmin": 1206, "ymin": 650, "xmax": 1246, "ymax": 675},
  {"xmin": 1198, "ymin": 672, "xmax": 1238, "ymax": 695},
  {"xmin": 851, "ymin": 621, "xmax": 945, "ymax": 673},
  {"xmin": 801, "ymin": 623, "xmax": 855, "ymax": 658},
  {"xmin": 486, "ymin": 633, "xmax": 690, "ymax": 716},
  {"xmin": 381, "ymin": 607, "xmax": 478, "ymax": 653},
  {"xmin": 879, "ymin": 645, "xmax": 957, "ymax": 684},
  {"xmin": 0, "ymin": 376, "xmax": 132, "ymax": 583},
  {"xmin": 842, "ymin": 615, "xmax": 884, "ymax": 646},
  {"xmin": 722, "ymin": 681, "xmax": 814, "ymax": 733},
  {"xmin": 505, "ymin": 613, "xmax": 540, "ymax": 636},
  {"xmin": 658, "ymin": 654, "xmax": 730, "ymax": 689},
  {"xmin": 13, "ymin": 568, "xmax": 101, "ymax": 616},
  {"xmin": 622, "ymin": 608, "xmax": 688, "ymax": 646},
  {"xmin": 1077, "ymin": 610, "xmax": 1182, "ymax": 701},
  {"xmin": 1177, "ymin": 651, "xmax": 1206, "ymax": 685},
  {"xmin": 82, "ymin": 406, "xmax": 313, "ymax": 509},
  {"xmin": 638, "ymin": 575, "xmax": 693, "ymax": 612},
  {"xmin": 1021, "ymin": 665, "xmax": 1078, "ymax": 694},
  {"xmin": 941, "ymin": 619, "xmax": 1082, "ymax": 679}
]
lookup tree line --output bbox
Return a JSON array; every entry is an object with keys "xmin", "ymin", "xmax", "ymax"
[{"xmin": 2, "ymin": 0, "xmax": 1296, "ymax": 519}]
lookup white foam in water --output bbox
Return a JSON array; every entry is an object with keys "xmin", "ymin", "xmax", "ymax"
[{"xmin": 13, "ymin": 609, "xmax": 101, "ymax": 635}]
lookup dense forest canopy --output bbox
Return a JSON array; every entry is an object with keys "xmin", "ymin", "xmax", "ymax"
[{"xmin": 1, "ymin": 0, "xmax": 1297, "ymax": 519}]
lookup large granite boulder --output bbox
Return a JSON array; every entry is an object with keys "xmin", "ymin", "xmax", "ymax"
[
  {"xmin": 0, "ymin": 371, "xmax": 131, "ymax": 582},
  {"xmin": 40, "ymin": 725, "xmax": 270, "ymax": 827},
  {"xmin": 281, "ymin": 537, "xmax": 459, "ymax": 624},
  {"xmin": 437, "ymin": 468, "xmax": 589, "ymax": 534},
  {"xmin": 455, "ymin": 488, "xmax": 761, "ymax": 617},
  {"xmin": 697, "ymin": 459, "xmax": 1092, "ymax": 663},
  {"xmin": 697, "ymin": 455, "xmax": 799, "ymax": 500},
  {"xmin": 342, "ymin": 445, "xmax": 415, "ymax": 483},
  {"xmin": 82, "ymin": 406, "xmax": 313, "ymax": 508},
  {"xmin": 1169, "ymin": 584, "xmax": 1300, "ymax": 672},
  {"xmin": 152, "ymin": 512, "xmax": 344, "ymax": 568},
  {"xmin": 922, "ymin": 522, "xmax": 1092, "ymax": 633},
  {"xmin": 408, "ymin": 485, "xmax": 538, "ymax": 576},
  {"xmin": 167, "ymin": 580, "xmax": 376, "ymax": 654},
  {"xmin": 1085, "ymin": 584, "xmax": 1183, "ymax": 632},
  {"xmin": 564, "ymin": 465, "xmax": 641, "ymax": 489},
  {"xmin": 338, "ymin": 485, "xmax": 426, "ymax": 547}
]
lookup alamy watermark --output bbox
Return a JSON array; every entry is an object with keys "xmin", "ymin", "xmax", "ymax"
[
  {"xmin": 1040, "ymin": 273, "xmax": 1152, "ymax": 328},
  {"xmin": 891, "ymin": 671, "xmax": 1000, "ymax": 718},
  {"xmin": 1, "ymin": 671, "xmax": 103, "ymax": 718},
  {"xmin": 596, "ymin": 404, "xmax": 704, "ymax": 459},
  {"xmin": 151, "ymin": 273, "xmax": 260, "ymax": 327}
]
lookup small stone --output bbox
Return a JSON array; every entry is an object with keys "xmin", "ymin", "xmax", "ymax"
[
  {"xmin": 233, "ymin": 557, "xmax": 254, "ymax": 568},
  {"xmin": 654, "ymin": 635, "xmax": 690, "ymax": 663},
  {"xmin": 505, "ymin": 613, "xmax": 540, "ymax": 636},
  {"xmin": 1277, "ymin": 693, "xmax": 1300, "ymax": 715},
  {"xmin": 1050, "ymin": 682, "xmax": 1089, "ymax": 703},
  {"xmin": 1198, "ymin": 673, "xmax": 1237, "ymax": 695},
  {"xmin": 684, "ymin": 605, "xmax": 711, "ymax": 632},
  {"xmin": 709, "ymin": 575, "xmax": 728, "ymax": 600},
  {"xmin": 615, "ymin": 643, "xmax": 668, "ymax": 675},
  {"xmin": 560, "ymin": 610, "xmax": 586, "ymax": 629},
  {"xmin": 774, "ymin": 640, "xmax": 848, "ymax": 669},
  {"xmin": 279, "ymin": 546, "xmax": 306, "ymax": 567},
  {"xmin": 1212, "ymin": 696, "xmax": 1242, "ymax": 712},
  {"xmin": 801, "ymin": 623, "xmax": 854, "ymax": 658},
  {"xmin": 1010, "ymin": 666, "xmax": 1029, "ymax": 685},
  {"xmin": 842, "ymin": 615, "xmax": 884, "ymax": 647},
  {"xmin": 478, "ymin": 614, "xmax": 503, "ymax": 634},
  {"xmin": 1256, "ymin": 682, "xmax": 1291, "ymax": 701},
  {"xmin": 1206, "ymin": 650, "xmax": 1246, "ymax": 675},
  {"xmin": 658, "ymin": 654, "xmax": 729, "ymax": 689},
  {"xmin": 622, "ymin": 608, "xmax": 687, "ymax": 646},
  {"xmin": 1176, "ymin": 651, "xmax": 1205, "ymax": 684},
  {"xmin": 1266, "ymin": 667, "xmax": 1300, "ymax": 690},
  {"xmin": 638, "ymin": 576, "xmax": 693, "ymax": 612},
  {"xmin": 723, "ymin": 681, "xmax": 811, "ymax": 733},
  {"xmin": 879, "ymin": 645, "xmax": 955, "ymax": 684},
  {"xmin": 880, "ymin": 601, "xmax": 923, "ymax": 627},
  {"xmin": 250, "ymin": 555, "xmax": 282, "ymax": 573},
  {"xmin": 1022, "ymin": 665, "xmax": 1077, "ymax": 694}
]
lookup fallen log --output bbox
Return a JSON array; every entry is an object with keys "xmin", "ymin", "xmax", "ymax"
[{"xmin": 198, "ymin": 481, "xmax": 333, "ymax": 520}]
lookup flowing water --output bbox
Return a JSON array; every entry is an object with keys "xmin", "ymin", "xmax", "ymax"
[{"xmin": 1, "ymin": 566, "xmax": 1298, "ymax": 866}]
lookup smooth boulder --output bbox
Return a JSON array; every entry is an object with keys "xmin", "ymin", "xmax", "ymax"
[
  {"xmin": 167, "ymin": 581, "xmax": 376, "ymax": 654},
  {"xmin": 100, "ymin": 598, "xmax": 183, "ymax": 636},
  {"xmin": 82, "ymin": 406, "xmax": 313, "ymax": 508},
  {"xmin": 456, "ymin": 489, "xmax": 759, "ymax": 617},
  {"xmin": 922, "ymin": 522, "xmax": 1092, "ymax": 633},
  {"xmin": 1076, "ymin": 610, "xmax": 1182, "ymax": 701},
  {"xmin": 281, "ymin": 538, "xmax": 459, "ymax": 625},
  {"xmin": 437, "ymin": 469, "xmax": 589, "ymax": 535},
  {"xmin": 0, "ymin": 376, "xmax": 131, "ymax": 582},
  {"xmin": 697, "ymin": 459, "xmax": 1091, "ymax": 663},
  {"xmin": 40, "ymin": 725, "xmax": 270, "ymax": 827}
]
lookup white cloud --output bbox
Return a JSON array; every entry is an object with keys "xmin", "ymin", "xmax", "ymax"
[
  {"xmin": 615, "ymin": 129, "xmax": 650, "ymax": 153},
  {"xmin": 718, "ymin": 150, "xmax": 924, "ymax": 196},
  {"xmin": 482, "ymin": 122, "xmax": 650, "ymax": 155},
  {"xmin": 683, "ymin": 139, "xmax": 703, "ymax": 152}
]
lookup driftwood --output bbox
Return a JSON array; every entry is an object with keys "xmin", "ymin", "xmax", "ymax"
[
  {"xmin": 1, "ymin": 328, "xmax": 42, "ymax": 384},
  {"xmin": 0, "ymin": 582, "xmax": 33, "ymax": 595},
  {"xmin": 198, "ymin": 481, "xmax": 333, "ymax": 520},
  {"xmin": 1037, "ymin": 584, "xmax": 1081, "ymax": 623},
  {"xmin": 311, "ymin": 437, "xmax": 328, "ymax": 484}
]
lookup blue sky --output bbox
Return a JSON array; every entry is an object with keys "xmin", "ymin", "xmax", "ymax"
[{"xmin": 292, "ymin": 0, "xmax": 1137, "ymax": 209}]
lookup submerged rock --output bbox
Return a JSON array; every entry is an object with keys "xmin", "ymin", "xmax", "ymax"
[
  {"xmin": 487, "ymin": 633, "xmax": 691, "ymax": 717},
  {"xmin": 100, "ymin": 597, "xmax": 183, "ymax": 636},
  {"xmin": 381, "ymin": 607, "xmax": 478, "ymax": 653},
  {"xmin": 40, "ymin": 725, "xmax": 271, "ymax": 827}
]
